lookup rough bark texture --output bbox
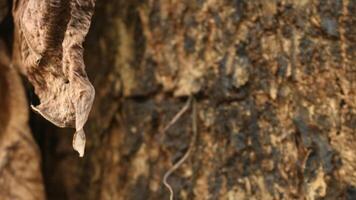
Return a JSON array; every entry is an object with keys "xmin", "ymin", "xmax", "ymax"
[
  {"xmin": 0, "ymin": 40, "xmax": 45, "ymax": 200},
  {"xmin": 38, "ymin": 0, "xmax": 356, "ymax": 199},
  {"xmin": 1, "ymin": 0, "xmax": 356, "ymax": 200}
]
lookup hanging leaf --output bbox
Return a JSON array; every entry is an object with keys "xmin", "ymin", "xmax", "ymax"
[{"xmin": 13, "ymin": 0, "xmax": 96, "ymax": 157}]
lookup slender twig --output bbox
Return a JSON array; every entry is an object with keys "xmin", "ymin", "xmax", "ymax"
[
  {"xmin": 162, "ymin": 97, "xmax": 192, "ymax": 133},
  {"xmin": 163, "ymin": 96, "xmax": 198, "ymax": 200}
]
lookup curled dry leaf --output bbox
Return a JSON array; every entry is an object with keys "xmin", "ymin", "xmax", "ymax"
[{"xmin": 12, "ymin": 0, "xmax": 96, "ymax": 157}]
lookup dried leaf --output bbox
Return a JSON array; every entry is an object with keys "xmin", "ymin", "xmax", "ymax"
[{"xmin": 13, "ymin": 0, "xmax": 96, "ymax": 157}]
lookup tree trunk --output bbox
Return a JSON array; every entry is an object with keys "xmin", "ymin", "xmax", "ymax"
[
  {"xmin": 1, "ymin": 0, "xmax": 356, "ymax": 200},
  {"xmin": 0, "ymin": 40, "xmax": 45, "ymax": 199}
]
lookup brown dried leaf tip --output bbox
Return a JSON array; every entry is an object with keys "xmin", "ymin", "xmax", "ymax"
[{"xmin": 13, "ymin": 0, "xmax": 96, "ymax": 157}]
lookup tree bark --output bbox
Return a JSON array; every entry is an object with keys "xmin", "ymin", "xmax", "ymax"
[
  {"xmin": 1, "ymin": 0, "xmax": 356, "ymax": 200},
  {"xmin": 0, "ymin": 40, "xmax": 45, "ymax": 200}
]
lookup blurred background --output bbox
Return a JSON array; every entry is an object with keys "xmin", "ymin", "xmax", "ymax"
[{"xmin": 0, "ymin": 0, "xmax": 356, "ymax": 199}]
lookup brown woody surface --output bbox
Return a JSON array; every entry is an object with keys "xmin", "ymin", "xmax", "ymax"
[
  {"xmin": 0, "ymin": 40, "xmax": 44, "ymax": 200},
  {"xmin": 0, "ymin": 0, "xmax": 356, "ymax": 200}
]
